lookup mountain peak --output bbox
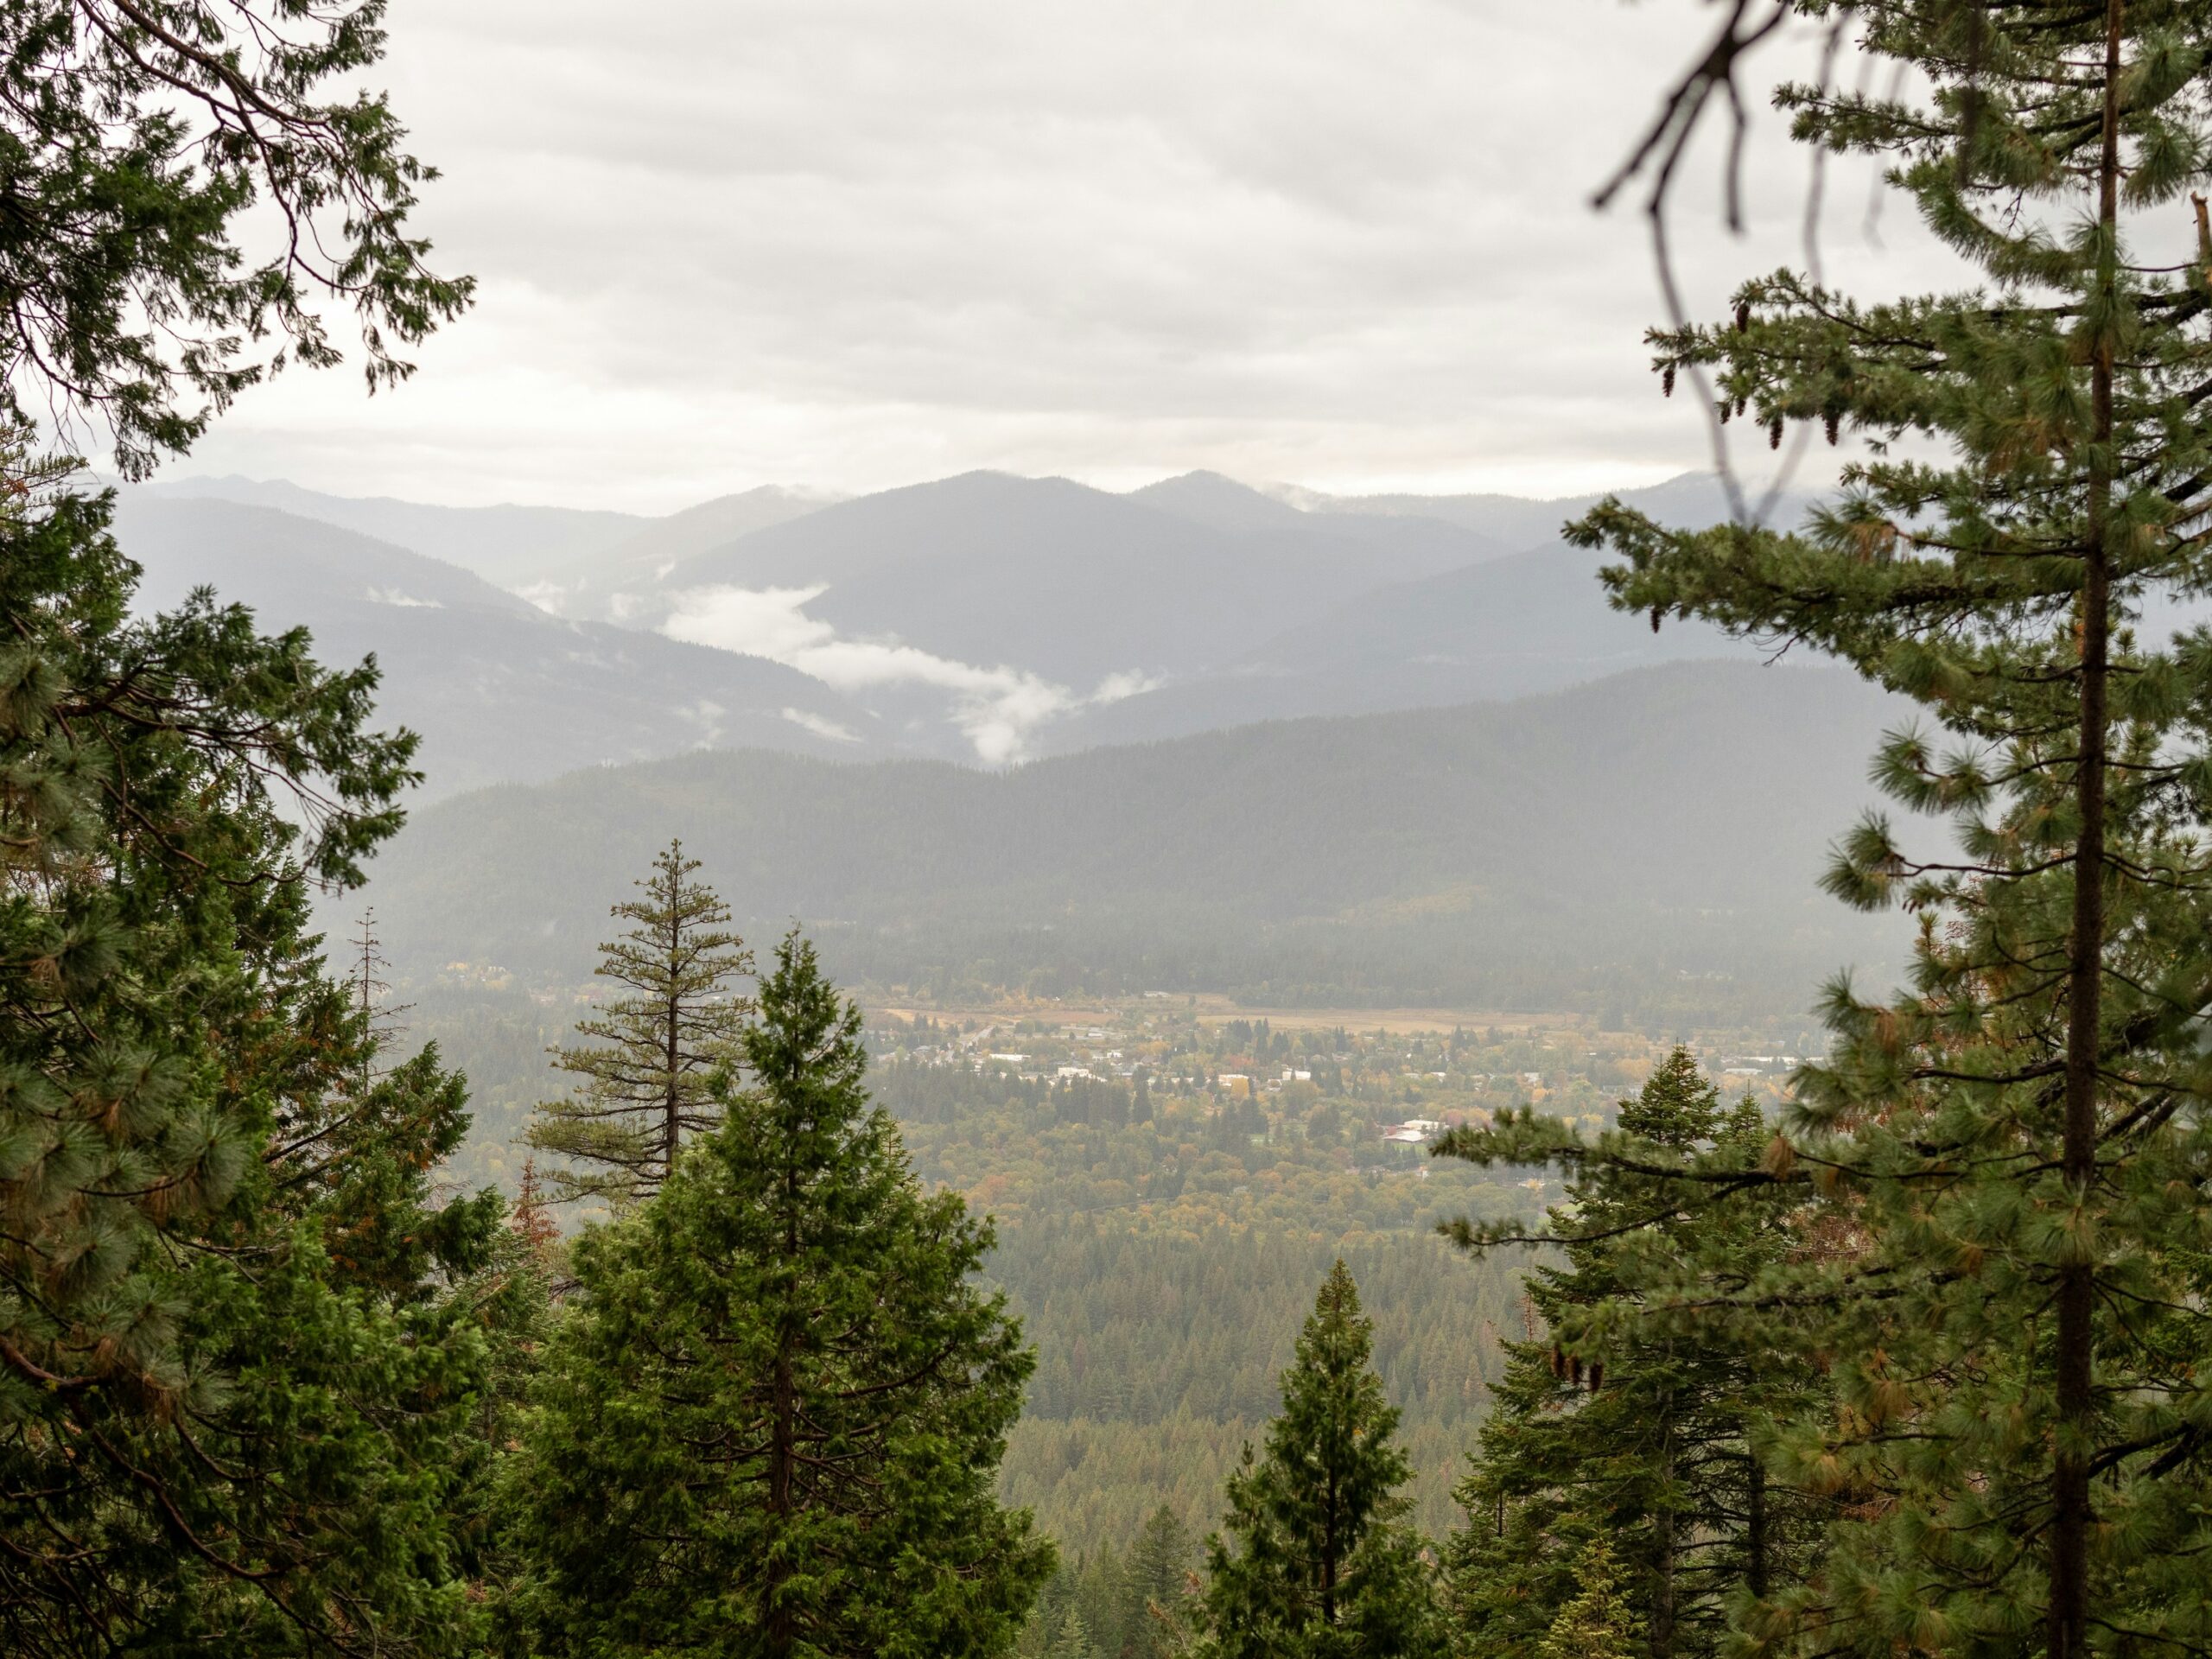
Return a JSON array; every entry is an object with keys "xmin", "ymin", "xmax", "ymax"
[{"xmin": 1128, "ymin": 470, "xmax": 1312, "ymax": 533}]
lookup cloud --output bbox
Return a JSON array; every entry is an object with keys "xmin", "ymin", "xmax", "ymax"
[
  {"xmin": 1092, "ymin": 670, "xmax": 1165, "ymax": 705},
  {"xmin": 665, "ymin": 584, "xmax": 1142, "ymax": 764},
  {"xmin": 781, "ymin": 706, "xmax": 862, "ymax": 745},
  {"xmin": 160, "ymin": 5, "xmax": 1950, "ymax": 513}
]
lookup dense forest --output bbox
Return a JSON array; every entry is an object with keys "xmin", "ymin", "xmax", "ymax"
[{"xmin": 16, "ymin": 3, "xmax": 2212, "ymax": 1659}]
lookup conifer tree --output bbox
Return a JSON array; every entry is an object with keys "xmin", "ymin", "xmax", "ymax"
[
  {"xmin": 507, "ymin": 931, "xmax": 1052, "ymax": 1657},
  {"xmin": 1439, "ymin": 1054, "xmax": 1821, "ymax": 1658},
  {"xmin": 1524, "ymin": 8, "xmax": 2212, "ymax": 1652},
  {"xmin": 0, "ymin": 452, "xmax": 505, "ymax": 1653},
  {"xmin": 1196, "ymin": 1262, "xmax": 1444, "ymax": 1659},
  {"xmin": 0, "ymin": 0, "xmax": 469, "ymax": 474},
  {"xmin": 1535, "ymin": 1539, "xmax": 1640, "ymax": 1659},
  {"xmin": 525, "ymin": 839, "xmax": 752, "ymax": 1205},
  {"xmin": 1128, "ymin": 1503, "xmax": 1199, "ymax": 1659},
  {"xmin": 0, "ymin": 3, "xmax": 478, "ymax": 1645}
]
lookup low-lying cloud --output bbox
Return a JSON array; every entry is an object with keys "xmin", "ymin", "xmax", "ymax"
[{"xmin": 664, "ymin": 584, "xmax": 1149, "ymax": 764}]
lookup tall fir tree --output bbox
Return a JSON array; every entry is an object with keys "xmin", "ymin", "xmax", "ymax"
[
  {"xmin": 1549, "ymin": 4, "xmax": 2212, "ymax": 1651},
  {"xmin": 1535, "ymin": 1538, "xmax": 1641, "ymax": 1659},
  {"xmin": 525, "ymin": 838, "xmax": 752, "ymax": 1205},
  {"xmin": 1196, "ymin": 1262, "xmax": 1444, "ymax": 1659},
  {"xmin": 1438, "ymin": 1053, "xmax": 1822, "ymax": 1657},
  {"xmin": 507, "ymin": 931, "xmax": 1052, "ymax": 1657},
  {"xmin": 1128, "ymin": 1503, "xmax": 1200, "ymax": 1659},
  {"xmin": 0, "ymin": 1, "xmax": 478, "ymax": 1647}
]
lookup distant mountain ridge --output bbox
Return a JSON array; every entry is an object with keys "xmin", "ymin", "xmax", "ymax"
[
  {"xmin": 127, "ymin": 474, "xmax": 649, "ymax": 588},
  {"xmin": 116, "ymin": 496, "xmax": 891, "ymax": 798},
  {"xmin": 1039, "ymin": 537, "xmax": 1743, "ymax": 752},
  {"xmin": 120, "ymin": 465, "xmax": 1824, "ymax": 773},
  {"xmin": 356, "ymin": 659, "xmax": 1907, "ymax": 1021}
]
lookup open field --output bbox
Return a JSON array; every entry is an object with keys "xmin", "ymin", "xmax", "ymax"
[{"xmin": 864, "ymin": 992, "xmax": 1583, "ymax": 1039}]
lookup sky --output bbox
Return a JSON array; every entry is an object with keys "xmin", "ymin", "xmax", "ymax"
[{"xmin": 161, "ymin": 1, "xmax": 1937, "ymax": 514}]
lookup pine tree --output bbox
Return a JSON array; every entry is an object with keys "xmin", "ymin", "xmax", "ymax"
[
  {"xmin": 1128, "ymin": 1504, "xmax": 1199, "ymax": 1659},
  {"xmin": 1559, "ymin": 10, "xmax": 2212, "ymax": 1652},
  {"xmin": 1197, "ymin": 1262, "xmax": 1444, "ymax": 1659},
  {"xmin": 0, "ymin": 453, "xmax": 504, "ymax": 1653},
  {"xmin": 525, "ymin": 838, "xmax": 752, "ymax": 1205},
  {"xmin": 0, "ymin": 3, "xmax": 476, "ymax": 1645},
  {"xmin": 508, "ymin": 931, "xmax": 1053, "ymax": 1657},
  {"xmin": 1438, "ymin": 1054, "xmax": 1821, "ymax": 1658},
  {"xmin": 1058, "ymin": 1607, "xmax": 1102, "ymax": 1659},
  {"xmin": 507, "ymin": 1157, "xmax": 562, "ymax": 1262},
  {"xmin": 345, "ymin": 906, "xmax": 415, "ymax": 1093},
  {"xmin": 1535, "ymin": 1538, "xmax": 1641, "ymax": 1659}
]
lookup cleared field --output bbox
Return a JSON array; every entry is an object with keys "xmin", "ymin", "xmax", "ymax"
[{"xmin": 865, "ymin": 992, "xmax": 1580, "ymax": 1039}]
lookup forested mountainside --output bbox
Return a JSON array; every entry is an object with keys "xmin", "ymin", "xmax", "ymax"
[
  {"xmin": 356, "ymin": 659, "xmax": 1908, "ymax": 1020},
  {"xmin": 27, "ymin": 0, "xmax": 2212, "ymax": 1652},
  {"xmin": 116, "ymin": 495, "xmax": 891, "ymax": 794}
]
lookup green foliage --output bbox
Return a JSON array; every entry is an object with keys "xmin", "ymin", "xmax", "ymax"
[
  {"xmin": 0, "ymin": 463, "xmax": 508, "ymax": 1652},
  {"xmin": 1020, "ymin": 1507, "xmax": 1198, "ymax": 1659},
  {"xmin": 525, "ymin": 838, "xmax": 752, "ymax": 1206},
  {"xmin": 1195, "ymin": 1262, "xmax": 1444, "ymax": 1659},
  {"xmin": 1535, "ymin": 1538, "xmax": 1640, "ymax": 1659},
  {"xmin": 506, "ymin": 933, "xmax": 1053, "ymax": 1657},
  {"xmin": 990, "ymin": 1226, "xmax": 1518, "ymax": 1548},
  {"xmin": 0, "ymin": 0, "xmax": 470, "ymax": 474},
  {"xmin": 1437, "ymin": 1052, "xmax": 1822, "ymax": 1657},
  {"xmin": 1567, "ymin": 6, "xmax": 2212, "ymax": 1653}
]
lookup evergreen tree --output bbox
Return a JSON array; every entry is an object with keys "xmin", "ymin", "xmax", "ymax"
[
  {"xmin": 1569, "ymin": 3, "xmax": 2212, "ymax": 1653},
  {"xmin": 1196, "ymin": 1262, "xmax": 1443, "ymax": 1659},
  {"xmin": 0, "ymin": 452, "xmax": 502, "ymax": 1653},
  {"xmin": 0, "ymin": 0, "xmax": 468, "ymax": 474},
  {"xmin": 0, "ymin": 3, "xmax": 479, "ymax": 1646},
  {"xmin": 1535, "ymin": 1539, "xmax": 1640, "ymax": 1659},
  {"xmin": 525, "ymin": 838, "xmax": 752, "ymax": 1205},
  {"xmin": 508, "ymin": 931, "xmax": 1052, "ymax": 1657},
  {"xmin": 1058, "ymin": 1608, "xmax": 1102, "ymax": 1659},
  {"xmin": 1438, "ymin": 1054, "xmax": 1821, "ymax": 1658},
  {"xmin": 1128, "ymin": 1504, "xmax": 1199, "ymax": 1659}
]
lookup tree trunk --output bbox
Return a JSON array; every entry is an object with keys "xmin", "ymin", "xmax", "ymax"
[
  {"xmin": 1653, "ymin": 1423, "xmax": 1676, "ymax": 1659},
  {"xmin": 766, "ymin": 1346, "xmax": 796, "ymax": 1659},
  {"xmin": 2052, "ymin": 9, "xmax": 2123, "ymax": 1656},
  {"xmin": 664, "ymin": 882, "xmax": 683, "ymax": 1181},
  {"xmin": 766, "ymin": 1142, "xmax": 803, "ymax": 1659},
  {"xmin": 1321, "ymin": 1464, "xmax": 1338, "ymax": 1624},
  {"xmin": 1746, "ymin": 1445, "xmax": 1768, "ymax": 1602}
]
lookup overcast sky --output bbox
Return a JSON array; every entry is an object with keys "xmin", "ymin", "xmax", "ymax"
[{"xmin": 168, "ymin": 2, "xmax": 1937, "ymax": 514}]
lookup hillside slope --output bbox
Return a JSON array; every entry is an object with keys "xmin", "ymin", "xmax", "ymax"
[
  {"xmin": 360, "ymin": 661, "xmax": 1916, "ymax": 1017},
  {"xmin": 658, "ymin": 472, "xmax": 1503, "ymax": 687},
  {"xmin": 1044, "ymin": 537, "xmax": 1746, "ymax": 748},
  {"xmin": 116, "ymin": 497, "xmax": 887, "ymax": 797},
  {"xmin": 125, "ymin": 474, "xmax": 646, "ymax": 588}
]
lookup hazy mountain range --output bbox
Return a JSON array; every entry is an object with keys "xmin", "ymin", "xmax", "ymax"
[
  {"xmin": 115, "ymin": 496, "xmax": 886, "ymax": 796},
  {"xmin": 118, "ymin": 466, "xmax": 1808, "ymax": 783},
  {"xmin": 109, "ymin": 466, "xmax": 1902, "ymax": 1018},
  {"xmin": 355, "ymin": 660, "xmax": 1907, "ymax": 1020}
]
